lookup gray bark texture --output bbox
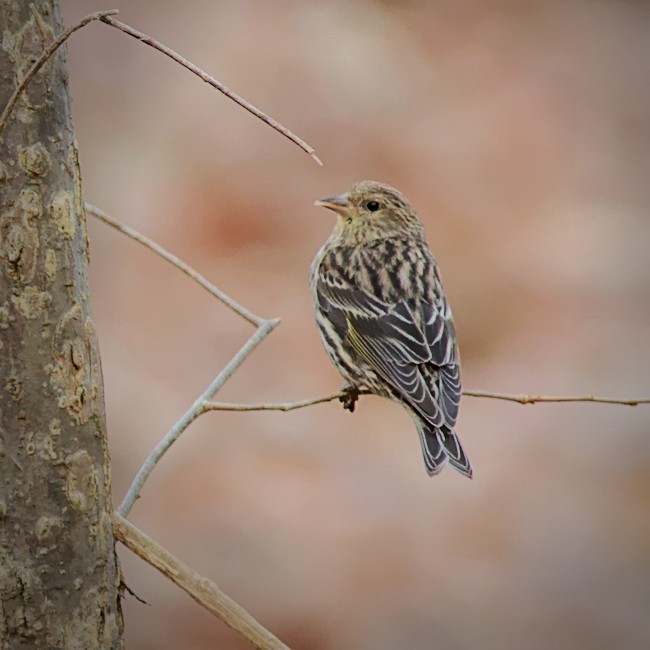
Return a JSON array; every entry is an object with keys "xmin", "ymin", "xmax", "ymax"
[{"xmin": 0, "ymin": 2, "xmax": 124, "ymax": 648}]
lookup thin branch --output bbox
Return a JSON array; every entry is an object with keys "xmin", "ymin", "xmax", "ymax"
[
  {"xmin": 113, "ymin": 513, "xmax": 291, "ymax": 650},
  {"xmin": 99, "ymin": 15, "xmax": 322, "ymax": 166},
  {"xmin": 86, "ymin": 203, "xmax": 264, "ymax": 328},
  {"xmin": 461, "ymin": 390, "xmax": 650, "ymax": 406},
  {"xmin": 0, "ymin": 9, "xmax": 119, "ymax": 136},
  {"xmin": 204, "ymin": 389, "xmax": 650, "ymax": 413},
  {"xmin": 205, "ymin": 390, "xmax": 371, "ymax": 413},
  {"xmin": 118, "ymin": 319, "xmax": 279, "ymax": 517}
]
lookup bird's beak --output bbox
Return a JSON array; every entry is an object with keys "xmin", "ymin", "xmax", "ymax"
[{"xmin": 314, "ymin": 193, "xmax": 351, "ymax": 216}]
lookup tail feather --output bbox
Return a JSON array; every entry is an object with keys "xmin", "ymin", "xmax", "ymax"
[
  {"xmin": 416, "ymin": 422, "xmax": 447, "ymax": 475},
  {"xmin": 416, "ymin": 419, "xmax": 472, "ymax": 479}
]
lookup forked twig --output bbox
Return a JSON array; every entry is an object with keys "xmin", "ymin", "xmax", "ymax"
[
  {"xmin": 99, "ymin": 15, "xmax": 322, "ymax": 166},
  {"xmin": 118, "ymin": 319, "xmax": 279, "ymax": 517},
  {"xmin": 87, "ymin": 207, "xmax": 281, "ymax": 514},
  {"xmin": 86, "ymin": 208, "xmax": 282, "ymax": 517},
  {"xmin": 113, "ymin": 513, "xmax": 290, "ymax": 650}
]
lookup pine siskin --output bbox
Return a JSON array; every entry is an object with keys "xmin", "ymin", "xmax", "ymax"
[{"xmin": 310, "ymin": 180, "xmax": 472, "ymax": 478}]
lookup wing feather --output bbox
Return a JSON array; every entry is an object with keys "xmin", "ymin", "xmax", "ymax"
[{"xmin": 316, "ymin": 262, "xmax": 460, "ymax": 430}]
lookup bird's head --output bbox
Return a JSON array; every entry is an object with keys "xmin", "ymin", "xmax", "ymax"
[{"xmin": 314, "ymin": 180, "xmax": 424, "ymax": 244}]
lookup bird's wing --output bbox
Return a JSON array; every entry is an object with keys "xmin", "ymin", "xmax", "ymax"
[
  {"xmin": 421, "ymin": 302, "xmax": 461, "ymax": 426},
  {"xmin": 317, "ymin": 274, "xmax": 454, "ymax": 428}
]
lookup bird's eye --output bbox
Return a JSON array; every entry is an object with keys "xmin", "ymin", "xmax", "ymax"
[{"xmin": 366, "ymin": 200, "xmax": 380, "ymax": 212}]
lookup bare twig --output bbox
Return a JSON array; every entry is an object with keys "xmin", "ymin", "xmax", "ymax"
[
  {"xmin": 118, "ymin": 319, "xmax": 279, "ymax": 517},
  {"xmin": 99, "ymin": 15, "xmax": 322, "ymax": 166},
  {"xmin": 204, "ymin": 389, "xmax": 650, "ymax": 413},
  {"xmin": 0, "ymin": 9, "xmax": 119, "ymax": 136},
  {"xmin": 0, "ymin": 8, "xmax": 320, "ymax": 165},
  {"xmin": 86, "ymin": 203, "xmax": 264, "ymax": 327},
  {"xmin": 461, "ymin": 390, "xmax": 650, "ymax": 406},
  {"xmin": 88, "ymin": 204, "xmax": 281, "ymax": 513},
  {"xmin": 204, "ymin": 390, "xmax": 372, "ymax": 413},
  {"xmin": 113, "ymin": 513, "xmax": 291, "ymax": 650}
]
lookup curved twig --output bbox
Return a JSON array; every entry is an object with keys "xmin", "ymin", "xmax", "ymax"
[
  {"xmin": 99, "ymin": 15, "xmax": 322, "ymax": 166},
  {"xmin": 0, "ymin": 9, "xmax": 321, "ymax": 167}
]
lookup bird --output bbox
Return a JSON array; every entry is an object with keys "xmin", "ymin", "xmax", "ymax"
[{"xmin": 310, "ymin": 180, "xmax": 472, "ymax": 478}]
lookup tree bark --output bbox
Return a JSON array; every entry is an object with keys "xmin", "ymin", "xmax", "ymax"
[{"xmin": 0, "ymin": 2, "xmax": 123, "ymax": 647}]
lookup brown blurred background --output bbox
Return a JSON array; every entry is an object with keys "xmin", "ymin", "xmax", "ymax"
[{"xmin": 63, "ymin": 1, "xmax": 649, "ymax": 648}]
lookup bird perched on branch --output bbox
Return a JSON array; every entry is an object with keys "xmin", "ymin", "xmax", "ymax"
[{"xmin": 310, "ymin": 180, "xmax": 472, "ymax": 478}]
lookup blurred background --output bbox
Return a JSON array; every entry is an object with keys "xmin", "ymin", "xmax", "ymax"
[{"xmin": 63, "ymin": 1, "xmax": 649, "ymax": 648}]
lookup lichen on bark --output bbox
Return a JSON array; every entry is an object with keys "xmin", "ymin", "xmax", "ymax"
[{"xmin": 0, "ymin": 2, "xmax": 123, "ymax": 647}]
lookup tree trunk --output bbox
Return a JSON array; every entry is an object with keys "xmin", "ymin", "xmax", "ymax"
[{"xmin": 0, "ymin": 2, "xmax": 123, "ymax": 647}]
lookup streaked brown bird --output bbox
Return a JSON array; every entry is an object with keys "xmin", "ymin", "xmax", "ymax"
[{"xmin": 310, "ymin": 180, "xmax": 472, "ymax": 478}]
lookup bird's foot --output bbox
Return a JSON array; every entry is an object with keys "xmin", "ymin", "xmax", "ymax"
[{"xmin": 339, "ymin": 385, "xmax": 360, "ymax": 413}]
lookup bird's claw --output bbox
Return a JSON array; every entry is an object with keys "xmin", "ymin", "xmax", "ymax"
[{"xmin": 339, "ymin": 385, "xmax": 360, "ymax": 413}]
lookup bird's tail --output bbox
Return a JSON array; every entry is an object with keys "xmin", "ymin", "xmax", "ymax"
[{"xmin": 415, "ymin": 419, "xmax": 473, "ymax": 479}]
